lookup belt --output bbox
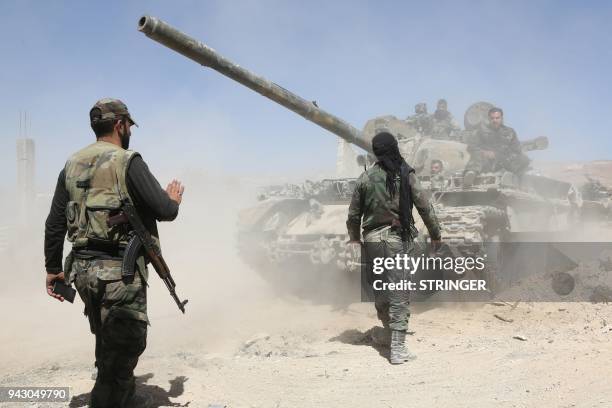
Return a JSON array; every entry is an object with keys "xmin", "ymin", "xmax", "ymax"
[{"xmin": 73, "ymin": 242, "xmax": 126, "ymax": 260}]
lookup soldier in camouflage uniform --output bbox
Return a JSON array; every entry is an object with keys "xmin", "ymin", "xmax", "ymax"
[
  {"xmin": 45, "ymin": 99, "xmax": 185, "ymax": 407},
  {"xmin": 346, "ymin": 132, "xmax": 441, "ymax": 364},
  {"xmin": 430, "ymin": 99, "xmax": 460, "ymax": 140},
  {"xmin": 463, "ymin": 107, "xmax": 530, "ymax": 187},
  {"xmin": 405, "ymin": 102, "xmax": 433, "ymax": 135},
  {"xmin": 429, "ymin": 159, "xmax": 447, "ymax": 190}
]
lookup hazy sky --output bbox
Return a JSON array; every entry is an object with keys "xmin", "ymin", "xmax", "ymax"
[{"xmin": 1, "ymin": 0, "xmax": 611, "ymax": 190}]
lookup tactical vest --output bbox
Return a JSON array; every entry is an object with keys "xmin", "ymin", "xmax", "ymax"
[
  {"xmin": 361, "ymin": 165, "xmax": 417, "ymax": 239},
  {"xmin": 64, "ymin": 141, "xmax": 137, "ymax": 249}
]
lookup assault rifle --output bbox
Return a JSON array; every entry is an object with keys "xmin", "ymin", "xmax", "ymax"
[{"xmin": 108, "ymin": 200, "xmax": 188, "ymax": 313}]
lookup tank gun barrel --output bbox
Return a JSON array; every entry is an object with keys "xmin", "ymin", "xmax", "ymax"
[
  {"xmin": 520, "ymin": 136, "xmax": 549, "ymax": 152},
  {"xmin": 137, "ymin": 15, "xmax": 372, "ymax": 153}
]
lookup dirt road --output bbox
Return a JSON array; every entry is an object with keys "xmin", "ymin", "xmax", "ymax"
[
  {"xmin": 2, "ymin": 168, "xmax": 611, "ymax": 407},
  {"xmin": 2, "ymin": 282, "xmax": 610, "ymax": 408}
]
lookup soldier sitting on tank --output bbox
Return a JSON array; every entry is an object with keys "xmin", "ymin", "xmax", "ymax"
[
  {"xmin": 463, "ymin": 107, "xmax": 530, "ymax": 188},
  {"xmin": 430, "ymin": 159, "xmax": 447, "ymax": 190},
  {"xmin": 431, "ymin": 99, "xmax": 460, "ymax": 140},
  {"xmin": 405, "ymin": 102, "xmax": 433, "ymax": 135}
]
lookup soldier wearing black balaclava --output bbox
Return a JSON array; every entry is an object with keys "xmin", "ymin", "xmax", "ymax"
[{"xmin": 346, "ymin": 132, "xmax": 442, "ymax": 364}]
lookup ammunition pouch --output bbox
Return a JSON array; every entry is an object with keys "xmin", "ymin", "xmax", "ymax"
[{"xmin": 64, "ymin": 251, "xmax": 75, "ymax": 284}]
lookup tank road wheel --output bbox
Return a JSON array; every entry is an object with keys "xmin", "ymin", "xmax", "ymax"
[
  {"xmin": 237, "ymin": 208, "xmax": 293, "ymax": 288},
  {"xmin": 237, "ymin": 230, "xmax": 278, "ymax": 280}
]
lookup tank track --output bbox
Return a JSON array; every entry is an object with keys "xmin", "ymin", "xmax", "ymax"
[{"xmin": 435, "ymin": 204, "xmax": 508, "ymax": 246}]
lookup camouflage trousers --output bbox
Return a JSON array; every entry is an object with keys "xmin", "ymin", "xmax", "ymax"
[
  {"xmin": 465, "ymin": 153, "xmax": 499, "ymax": 174},
  {"xmin": 364, "ymin": 227, "xmax": 412, "ymax": 332},
  {"xmin": 69, "ymin": 256, "xmax": 148, "ymax": 408},
  {"xmin": 465, "ymin": 151, "xmax": 530, "ymax": 175}
]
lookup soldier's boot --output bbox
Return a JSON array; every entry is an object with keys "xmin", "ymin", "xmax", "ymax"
[
  {"xmin": 389, "ymin": 330, "xmax": 416, "ymax": 365},
  {"xmin": 371, "ymin": 320, "xmax": 391, "ymax": 347},
  {"xmin": 371, "ymin": 309, "xmax": 391, "ymax": 347},
  {"xmin": 90, "ymin": 369, "xmax": 114, "ymax": 408},
  {"xmin": 125, "ymin": 392, "xmax": 154, "ymax": 408},
  {"xmin": 463, "ymin": 171, "xmax": 476, "ymax": 189},
  {"xmin": 116, "ymin": 361, "xmax": 140, "ymax": 408}
]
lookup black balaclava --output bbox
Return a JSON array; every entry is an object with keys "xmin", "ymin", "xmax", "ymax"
[{"xmin": 371, "ymin": 132, "xmax": 414, "ymax": 235}]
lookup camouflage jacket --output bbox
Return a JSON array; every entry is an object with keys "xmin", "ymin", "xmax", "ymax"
[
  {"xmin": 405, "ymin": 113, "xmax": 433, "ymax": 135},
  {"xmin": 346, "ymin": 163, "xmax": 441, "ymax": 241},
  {"xmin": 468, "ymin": 123, "xmax": 521, "ymax": 157},
  {"xmin": 431, "ymin": 113, "xmax": 460, "ymax": 140},
  {"xmin": 430, "ymin": 174, "xmax": 448, "ymax": 190},
  {"xmin": 468, "ymin": 124, "xmax": 529, "ymax": 172}
]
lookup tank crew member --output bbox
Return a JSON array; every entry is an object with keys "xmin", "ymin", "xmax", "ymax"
[
  {"xmin": 431, "ymin": 99, "xmax": 460, "ymax": 140},
  {"xmin": 463, "ymin": 107, "xmax": 530, "ymax": 187},
  {"xmin": 346, "ymin": 132, "xmax": 441, "ymax": 364},
  {"xmin": 430, "ymin": 159, "xmax": 447, "ymax": 190},
  {"xmin": 405, "ymin": 102, "xmax": 433, "ymax": 135}
]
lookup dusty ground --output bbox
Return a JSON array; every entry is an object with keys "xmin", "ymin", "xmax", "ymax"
[
  {"xmin": 2, "ymin": 167, "xmax": 612, "ymax": 408},
  {"xmin": 1, "ymin": 278, "xmax": 611, "ymax": 408},
  {"xmin": 537, "ymin": 160, "xmax": 612, "ymax": 187}
]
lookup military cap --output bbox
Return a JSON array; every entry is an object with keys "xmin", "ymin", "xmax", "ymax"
[{"xmin": 90, "ymin": 98, "xmax": 138, "ymax": 127}]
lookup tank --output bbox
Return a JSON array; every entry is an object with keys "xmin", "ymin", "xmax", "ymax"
[
  {"xmin": 138, "ymin": 16, "xmax": 589, "ymax": 294},
  {"xmin": 579, "ymin": 175, "xmax": 612, "ymax": 224}
]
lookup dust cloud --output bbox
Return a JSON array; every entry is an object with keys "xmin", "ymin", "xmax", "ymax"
[
  {"xmin": 0, "ymin": 166, "xmax": 361, "ymax": 377},
  {"xmin": 2, "ymin": 158, "xmax": 612, "ymax": 407}
]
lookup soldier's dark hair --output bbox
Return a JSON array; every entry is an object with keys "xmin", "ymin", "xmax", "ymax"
[
  {"xmin": 91, "ymin": 120, "xmax": 116, "ymax": 138},
  {"xmin": 90, "ymin": 107, "xmax": 118, "ymax": 138},
  {"xmin": 488, "ymin": 107, "xmax": 503, "ymax": 116},
  {"xmin": 431, "ymin": 159, "xmax": 443, "ymax": 167}
]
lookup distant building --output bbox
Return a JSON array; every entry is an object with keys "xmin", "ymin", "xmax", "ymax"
[{"xmin": 16, "ymin": 138, "xmax": 35, "ymax": 227}]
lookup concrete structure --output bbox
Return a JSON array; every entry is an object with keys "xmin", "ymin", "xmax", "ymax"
[{"xmin": 16, "ymin": 138, "xmax": 35, "ymax": 227}]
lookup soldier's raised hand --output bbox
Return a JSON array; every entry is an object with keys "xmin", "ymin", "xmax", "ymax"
[{"xmin": 166, "ymin": 179, "xmax": 185, "ymax": 204}]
